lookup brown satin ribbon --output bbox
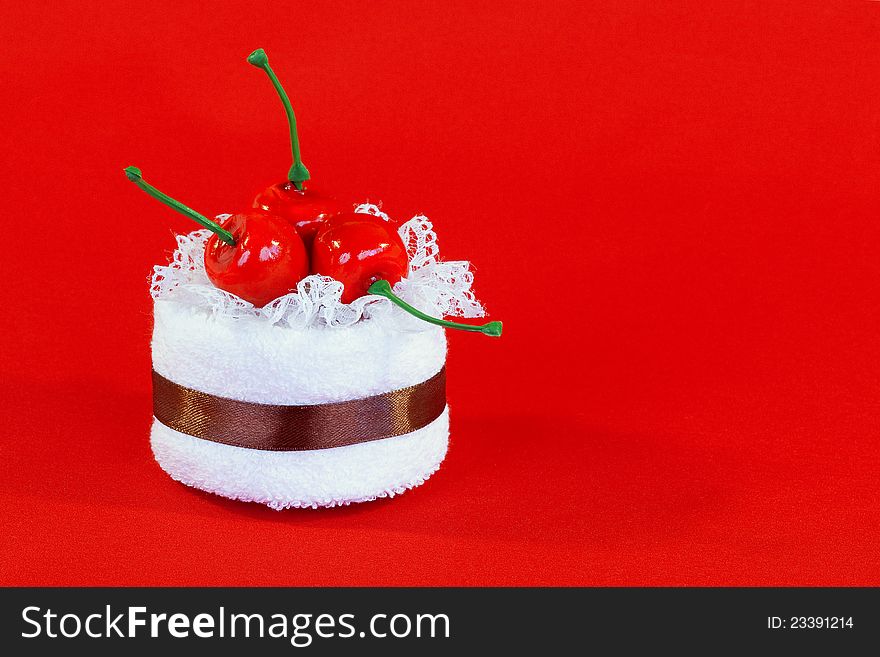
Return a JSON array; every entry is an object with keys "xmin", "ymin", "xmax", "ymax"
[{"xmin": 152, "ymin": 368, "xmax": 446, "ymax": 452}]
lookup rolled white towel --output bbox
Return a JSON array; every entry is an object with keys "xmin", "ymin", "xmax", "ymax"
[{"xmin": 150, "ymin": 298, "xmax": 450, "ymax": 509}]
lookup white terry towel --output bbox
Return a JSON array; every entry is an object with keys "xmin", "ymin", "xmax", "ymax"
[
  {"xmin": 150, "ymin": 298, "xmax": 449, "ymax": 509},
  {"xmin": 147, "ymin": 206, "xmax": 487, "ymax": 509}
]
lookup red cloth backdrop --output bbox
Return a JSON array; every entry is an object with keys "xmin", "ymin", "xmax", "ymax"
[{"xmin": 1, "ymin": 1, "xmax": 878, "ymax": 585}]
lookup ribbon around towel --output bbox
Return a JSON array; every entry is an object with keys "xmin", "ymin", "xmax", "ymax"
[{"xmin": 151, "ymin": 368, "xmax": 447, "ymax": 451}]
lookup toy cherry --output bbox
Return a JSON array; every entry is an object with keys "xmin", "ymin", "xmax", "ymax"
[
  {"xmin": 311, "ymin": 212, "xmax": 408, "ymax": 303},
  {"xmin": 124, "ymin": 166, "xmax": 308, "ymax": 308},
  {"xmin": 311, "ymin": 212, "xmax": 502, "ymax": 337},
  {"xmin": 247, "ymin": 48, "xmax": 347, "ymax": 246}
]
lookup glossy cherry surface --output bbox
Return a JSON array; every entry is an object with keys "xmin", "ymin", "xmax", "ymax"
[
  {"xmin": 311, "ymin": 212, "xmax": 409, "ymax": 304},
  {"xmin": 253, "ymin": 180, "xmax": 347, "ymax": 247},
  {"xmin": 205, "ymin": 211, "xmax": 309, "ymax": 307}
]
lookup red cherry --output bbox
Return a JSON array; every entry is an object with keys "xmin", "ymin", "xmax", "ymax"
[
  {"xmin": 126, "ymin": 167, "xmax": 502, "ymax": 337},
  {"xmin": 253, "ymin": 180, "xmax": 347, "ymax": 248},
  {"xmin": 311, "ymin": 212, "xmax": 409, "ymax": 304},
  {"xmin": 204, "ymin": 211, "xmax": 309, "ymax": 307},
  {"xmin": 125, "ymin": 167, "xmax": 309, "ymax": 308}
]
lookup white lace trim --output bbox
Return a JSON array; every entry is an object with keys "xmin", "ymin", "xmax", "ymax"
[{"xmin": 150, "ymin": 203, "xmax": 486, "ymax": 329}]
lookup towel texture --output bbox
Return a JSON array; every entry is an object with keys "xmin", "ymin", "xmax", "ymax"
[
  {"xmin": 151, "ymin": 297, "xmax": 450, "ymax": 507},
  {"xmin": 153, "ymin": 298, "xmax": 447, "ymax": 405},
  {"xmin": 151, "ymin": 408, "xmax": 449, "ymax": 509}
]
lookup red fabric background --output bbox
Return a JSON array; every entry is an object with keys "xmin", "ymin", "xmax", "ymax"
[{"xmin": 1, "ymin": 2, "xmax": 878, "ymax": 586}]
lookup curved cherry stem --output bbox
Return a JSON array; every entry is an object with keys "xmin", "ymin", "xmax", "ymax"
[
  {"xmin": 368, "ymin": 280, "xmax": 503, "ymax": 337},
  {"xmin": 247, "ymin": 48, "xmax": 310, "ymax": 189},
  {"xmin": 123, "ymin": 166, "xmax": 236, "ymax": 246}
]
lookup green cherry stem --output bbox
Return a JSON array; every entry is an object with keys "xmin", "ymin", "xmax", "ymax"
[
  {"xmin": 247, "ymin": 48, "xmax": 310, "ymax": 190},
  {"xmin": 123, "ymin": 166, "xmax": 236, "ymax": 246},
  {"xmin": 368, "ymin": 280, "xmax": 503, "ymax": 337}
]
